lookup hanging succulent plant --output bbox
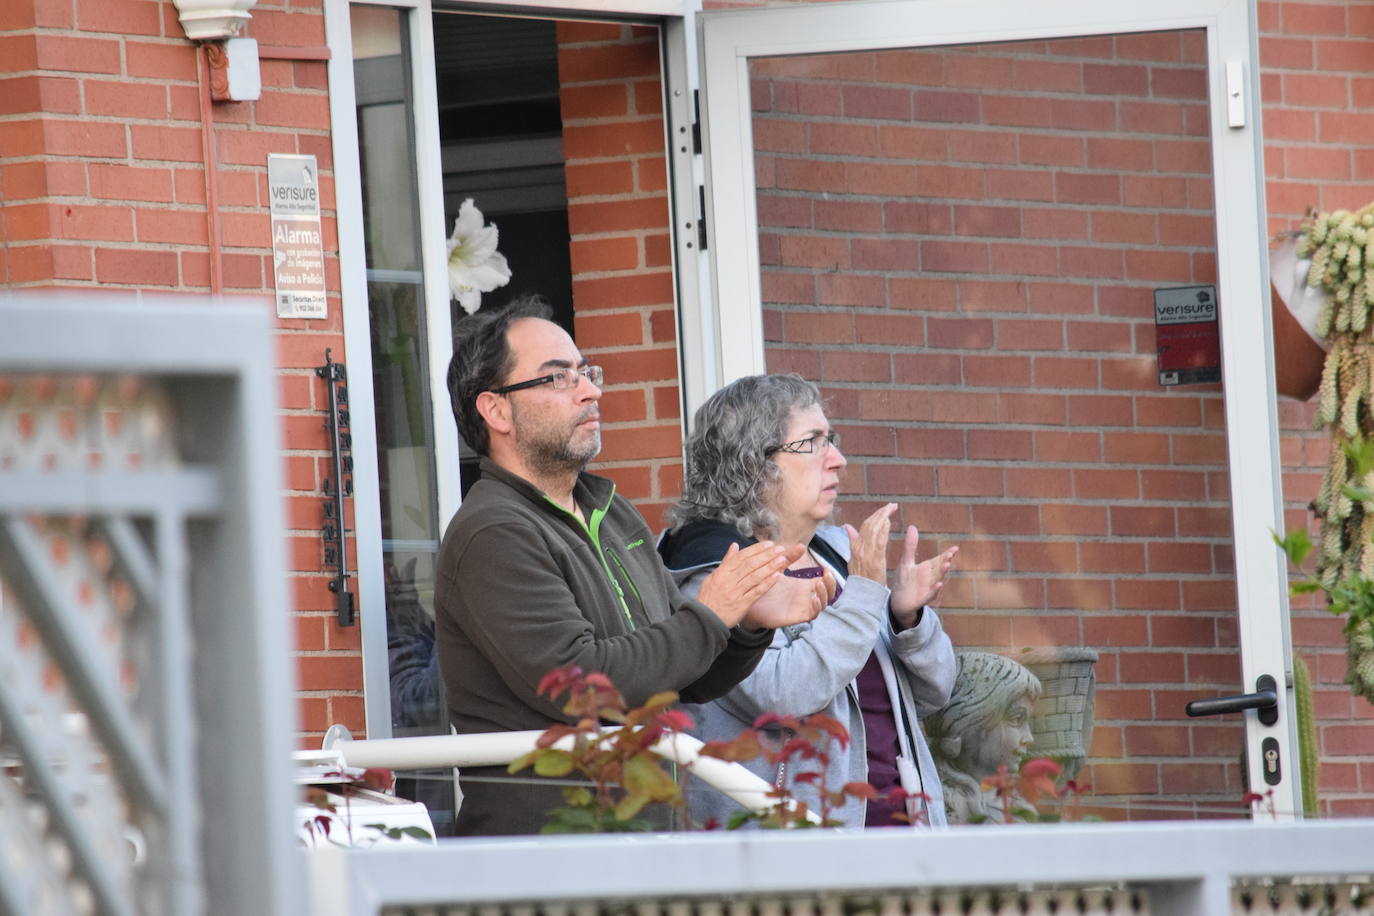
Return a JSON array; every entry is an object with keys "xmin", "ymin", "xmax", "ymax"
[{"xmin": 1297, "ymin": 202, "xmax": 1374, "ymax": 703}]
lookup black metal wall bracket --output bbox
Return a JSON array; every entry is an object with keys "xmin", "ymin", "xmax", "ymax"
[{"xmin": 316, "ymin": 348, "xmax": 356, "ymax": 627}]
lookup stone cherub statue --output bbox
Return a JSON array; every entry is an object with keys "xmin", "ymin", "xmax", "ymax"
[{"xmin": 924, "ymin": 651, "xmax": 1043, "ymax": 824}]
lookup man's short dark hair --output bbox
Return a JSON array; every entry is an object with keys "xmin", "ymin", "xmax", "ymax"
[{"xmin": 447, "ymin": 295, "xmax": 555, "ymax": 456}]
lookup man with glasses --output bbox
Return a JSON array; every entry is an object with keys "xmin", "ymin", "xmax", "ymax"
[{"xmin": 437, "ymin": 296, "xmax": 826, "ymax": 835}]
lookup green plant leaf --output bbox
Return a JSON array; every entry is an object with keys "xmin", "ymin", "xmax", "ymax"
[
  {"xmin": 561, "ymin": 786, "xmax": 593, "ymax": 808},
  {"xmin": 1291, "ymin": 580, "xmax": 1324, "ymax": 595},
  {"xmin": 623, "ymin": 754, "xmax": 676, "ymax": 800},
  {"xmin": 1273, "ymin": 528, "xmax": 1314, "ymax": 566},
  {"xmin": 507, "ymin": 750, "xmax": 540, "ymax": 774},
  {"xmin": 727, "ymin": 810, "xmax": 756, "ymax": 830},
  {"xmin": 533, "ymin": 749, "xmax": 575, "ymax": 777},
  {"xmin": 540, "ymin": 807, "xmax": 598, "ymax": 834},
  {"xmin": 1342, "ymin": 434, "xmax": 1374, "ymax": 479},
  {"xmin": 614, "ymin": 791, "xmax": 651, "ymax": 821},
  {"xmin": 1342, "ymin": 484, "xmax": 1374, "ymax": 502},
  {"xmin": 604, "ymin": 816, "xmax": 654, "ymax": 833}
]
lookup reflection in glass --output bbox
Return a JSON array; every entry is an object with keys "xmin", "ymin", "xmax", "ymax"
[
  {"xmin": 353, "ymin": 4, "xmax": 443, "ymax": 736},
  {"xmin": 351, "ymin": 4, "xmax": 451, "ymax": 829},
  {"xmin": 369, "ymin": 281, "xmax": 441, "ymax": 731},
  {"xmin": 751, "ymin": 30, "xmax": 1272, "ymax": 821}
]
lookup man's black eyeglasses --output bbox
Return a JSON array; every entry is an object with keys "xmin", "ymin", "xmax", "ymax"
[
  {"xmin": 765, "ymin": 430, "xmax": 840, "ymax": 456},
  {"xmin": 489, "ymin": 365, "xmax": 604, "ymax": 395}
]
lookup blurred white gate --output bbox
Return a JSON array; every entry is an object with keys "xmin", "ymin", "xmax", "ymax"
[{"xmin": 0, "ymin": 292, "xmax": 300, "ymax": 916}]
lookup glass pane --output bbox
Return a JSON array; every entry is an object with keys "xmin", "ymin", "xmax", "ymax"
[
  {"xmin": 752, "ymin": 30, "xmax": 1260, "ymax": 822},
  {"xmin": 351, "ymin": 5, "xmax": 446, "ymax": 760},
  {"xmin": 432, "ymin": 11, "xmax": 577, "ymax": 495},
  {"xmin": 368, "ymin": 279, "xmax": 442, "ymax": 728}
]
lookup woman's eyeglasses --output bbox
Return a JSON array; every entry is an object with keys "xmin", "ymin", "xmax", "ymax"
[{"xmin": 765, "ymin": 429, "xmax": 840, "ymax": 456}]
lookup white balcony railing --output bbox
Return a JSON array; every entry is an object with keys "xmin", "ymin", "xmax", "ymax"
[
  {"xmin": 299, "ymin": 729, "xmax": 1374, "ymax": 916},
  {"xmin": 306, "ymin": 819, "xmax": 1374, "ymax": 916},
  {"xmin": 6, "ymin": 291, "xmax": 1374, "ymax": 916}
]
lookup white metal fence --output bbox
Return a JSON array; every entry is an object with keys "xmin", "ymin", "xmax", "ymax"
[
  {"xmin": 307, "ymin": 821, "xmax": 1374, "ymax": 916},
  {"xmin": 0, "ymin": 292, "xmax": 301, "ymax": 916}
]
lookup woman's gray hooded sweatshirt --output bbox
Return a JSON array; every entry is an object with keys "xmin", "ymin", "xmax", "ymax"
[{"xmin": 659, "ymin": 522, "xmax": 955, "ymax": 829}]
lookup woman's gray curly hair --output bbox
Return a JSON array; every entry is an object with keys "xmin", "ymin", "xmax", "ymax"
[{"xmin": 667, "ymin": 373, "xmax": 822, "ymax": 538}]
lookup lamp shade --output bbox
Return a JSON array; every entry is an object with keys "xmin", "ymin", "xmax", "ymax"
[{"xmin": 171, "ymin": 0, "xmax": 258, "ymax": 41}]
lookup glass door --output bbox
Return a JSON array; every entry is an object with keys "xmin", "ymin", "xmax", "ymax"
[
  {"xmin": 699, "ymin": 0, "xmax": 1298, "ymax": 821},
  {"xmin": 348, "ymin": 2, "xmax": 457, "ymax": 829}
]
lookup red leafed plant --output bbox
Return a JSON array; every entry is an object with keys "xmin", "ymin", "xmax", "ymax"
[
  {"xmin": 1243, "ymin": 788, "xmax": 1278, "ymax": 820},
  {"xmin": 699, "ymin": 711, "xmax": 907, "ymax": 828},
  {"xmin": 508, "ymin": 666, "xmax": 693, "ymax": 833},
  {"xmin": 980, "ymin": 758, "xmax": 1094, "ymax": 824},
  {"xmin": 512, "ymin": 667, "xmax": 905, "ymax": 833}
]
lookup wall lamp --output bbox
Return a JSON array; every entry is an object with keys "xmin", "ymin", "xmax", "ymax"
[{"xmin": 170, "ymin": 0, "xmax": 260, "ymax": 42}]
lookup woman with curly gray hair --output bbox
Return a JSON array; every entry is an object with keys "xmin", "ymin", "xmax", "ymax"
[{"xmin": 658, "ymin": 373, "xmax": 960, "ymax": 828}]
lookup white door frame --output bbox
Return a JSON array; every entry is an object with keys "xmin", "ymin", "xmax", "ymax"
[
  {"xmin": 698, "ymin": 0, "xmax": 1298, "ymax": 818},
  {"xmin": 326, "ymin": 0, "xmax": 412, "ymax": 740}
]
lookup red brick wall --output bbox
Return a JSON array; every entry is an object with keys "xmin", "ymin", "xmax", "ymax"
[
  {"xmin": 1260, "ymin": 0, "xmax": 1374, "ymax": 817},
  {"xmin": 0, "ymin": 0, "xmax": 362, "ymax": 742},
  {"xmin": 558, "ymin": 21, "xmax": 684, "ymax": 531}
]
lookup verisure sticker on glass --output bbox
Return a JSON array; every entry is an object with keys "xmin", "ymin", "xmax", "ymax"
[{"xmin": 1154, "ymin": 285, "xmax": 1220, "ymax": 386}]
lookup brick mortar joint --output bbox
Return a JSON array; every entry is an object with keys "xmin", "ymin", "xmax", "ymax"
[
  {"xmin": 573, "ymin": 305, "xmax": 665, "ymax": 315},
  {"xmin": 596, "ymin": 109, "xmax": 664, "ymax": 127},
  {"xmin": 565, "ymin": 195, "xmax": 670, "ymax": 207},
  {"xmin": 565, "ymin": 154, "xmax": 668, "ymax": 165}
]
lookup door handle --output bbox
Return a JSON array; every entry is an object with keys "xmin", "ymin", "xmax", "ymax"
[{"xmin": 1185, "ymin": 674, "xmax": 1279, "ymax": 726}]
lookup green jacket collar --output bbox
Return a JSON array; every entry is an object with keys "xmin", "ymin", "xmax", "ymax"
[{"xmin": 475, "ymin": 456, "xmax": 616, "ymax": 516}]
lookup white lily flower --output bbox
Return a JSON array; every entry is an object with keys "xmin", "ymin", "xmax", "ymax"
[{"xmin": 446, "ymin": 198, "xmax": 511, "ymax": 315}]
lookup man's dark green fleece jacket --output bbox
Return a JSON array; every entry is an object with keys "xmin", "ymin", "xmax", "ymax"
[{"xmin": 435, "ymin": 457, "xmax": 771, "ymax": 835}]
